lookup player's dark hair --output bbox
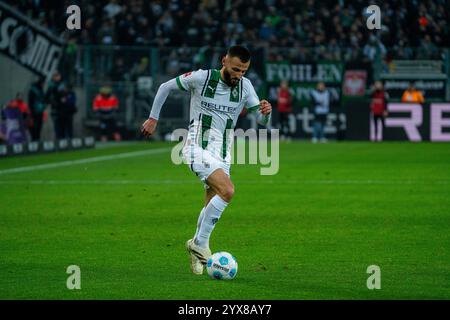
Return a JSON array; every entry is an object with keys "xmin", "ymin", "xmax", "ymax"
[{"xmin": 227, "ymin": 45, "xmax": 251, "ymax": 63}]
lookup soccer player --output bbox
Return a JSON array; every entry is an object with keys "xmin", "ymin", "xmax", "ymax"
[{"xmin": 141, "ymin": 45, "xmax": 272, "ymax": 275}]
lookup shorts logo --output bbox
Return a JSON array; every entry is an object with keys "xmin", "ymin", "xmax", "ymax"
[{"xmin": 211, "ymin": 218, "xmax": 219, "ymax": 225}]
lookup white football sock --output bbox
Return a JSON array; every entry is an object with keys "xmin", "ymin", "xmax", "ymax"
[
  {"xmin": 194, "ymin": 195, "xmax": 228, "ymax": 248},
  {"xmin": 193, "ymin": 207, "xmax": 205, "ymax": 240}
]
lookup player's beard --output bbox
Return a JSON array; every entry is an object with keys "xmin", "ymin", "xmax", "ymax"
[{"xmin": 223, "ymin": 69, "xmax": 239, "ymax": 87}]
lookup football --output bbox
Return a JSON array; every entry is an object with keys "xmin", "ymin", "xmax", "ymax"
[{"xmin": 206, "ymin": 252, "xmax": 238, "ymax": 280}]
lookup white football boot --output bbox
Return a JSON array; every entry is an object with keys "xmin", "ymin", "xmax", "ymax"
[{"xmin": 186, "ymin": 239, "xmax": 211, "ymax": 275}]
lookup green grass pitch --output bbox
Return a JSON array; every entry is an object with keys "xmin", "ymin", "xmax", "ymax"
[{"xmin": 0, "ymin": 141, "xmax": 449, "ymax": 299}]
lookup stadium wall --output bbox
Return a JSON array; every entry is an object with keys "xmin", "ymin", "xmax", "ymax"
[{"xmin": 0, "ymin": 55, "xmax": 36, "ymax": 107}]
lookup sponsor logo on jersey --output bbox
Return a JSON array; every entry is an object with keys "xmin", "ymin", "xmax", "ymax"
[{"xmin": 201, "ymin": 100, "xmax": 237, "ymax": 114}]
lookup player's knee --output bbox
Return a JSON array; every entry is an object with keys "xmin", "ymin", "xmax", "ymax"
[{"xmin": 221, "ymin": 185, "xmax": 234, "ymax": 202}]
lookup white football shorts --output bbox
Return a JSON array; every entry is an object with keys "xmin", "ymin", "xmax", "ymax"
[{"xmin": 182, "ymin": 144, "xmax": 230, "ymax": 189}]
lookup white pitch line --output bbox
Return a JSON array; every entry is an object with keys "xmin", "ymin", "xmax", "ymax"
[
  {"xmin": 0, "ymin": 179, "xmax": 449, "ymax": 185},
  {"xmin": 0, "ymin": 147, "xmax": 172, "ymax": 175}
]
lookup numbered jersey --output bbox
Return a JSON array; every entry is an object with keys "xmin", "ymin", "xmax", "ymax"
[{"xmin": 177, "ymin": 69, "xmax": 260, "ymax": 164}]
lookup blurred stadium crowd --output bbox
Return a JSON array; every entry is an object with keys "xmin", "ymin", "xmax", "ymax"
[
  {"xmin": 1, "ymin": 0, "xmax": 449, "ymax": 145},
  {"xmin": 7, "ymin": 0, "xmax": 449, "ymax": 62}
]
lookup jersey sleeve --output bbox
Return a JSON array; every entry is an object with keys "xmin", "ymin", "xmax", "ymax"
[
  {"xmin": 244, "ymin": 79, "xmax": 261, "ymax": 113},
  {"xmin": 175, "ymin": 70, "xmax": 206, "ymax": 92}
]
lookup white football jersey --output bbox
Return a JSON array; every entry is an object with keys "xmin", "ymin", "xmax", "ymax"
[{"xmin": 177, "ymin": 69, "xmax": 261, "ymax": 164}]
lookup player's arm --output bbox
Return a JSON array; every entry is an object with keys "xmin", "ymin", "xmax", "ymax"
[
  {"xmin": 141, "ymin": 78, "xmax": 178, "ymax": 137},
  {"xmin": 142, "ymin": 71, "xmax": 202, "ymax": 137},
  {"xmin": 246, "ymin": 102, "xmax": 272, "ymax": 126},
  {"xmin": 257, "ymin": 100, "xmax": 272, "ymax": 125},
  {"xmin": 245, "ymin": 81, "xmax": 272, "ymax": 126}
]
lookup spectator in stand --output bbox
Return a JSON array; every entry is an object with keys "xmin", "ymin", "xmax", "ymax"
[
  {"xmin": 1, "ymin": 98, "xmax": 28, "ymax": 145},
  {"xmin": 4, "ymin": 92, "xmax": 32, "ymax": 141},
  {"xmin": 417, "ymin": 34, "xmax": 440, "ymax": 59},
  {"xmin": 6, "ymin": 92, "xmax": 32, "ymax": 137},
  {"xmin": 276, "ymin": 80, "xmax": 293, "ymax": 141},
  {"xmin": 130, "ymin": 57, "xmax": 150, "ymax": 82},
  {"xmin": 369, "ymin": 81, "xmax": 389, "ymax": 142},
  {"xmin": 58, "ymin": 84, "xmax": 78, "ymax": 139},
  {"xmin": 28, "ymin": 77, "xmax": 47, "ymax": 141},
  {"xmin": 311, "ymin": 82, "xmax": 330, "ymax": 143},
  {"xmin": 363, "ymin": 35, "xmax": 387, "ymax": 62},
  {"xmin": 46, "ymin": 71, "xmax": 66, "ymax": 140},
  {"xmin": 7, "ymin": 0, "xmax": 449, "ymax": 60},
  {"xmin": 93, "ymin": 86, "xmax": 122, "ymax": 142},
  {"xmin": 61, "ymin": 36, "xmax": 78, "ymax": 85},
  {"xmin": 401, "ymin": 82, "xmax": 425, "ymax": 103},
  {"xmin": 103, "ymin": 0, "xmax": 122, "ymax": 19},
  {"xmin": 110, "ymin": 57, "xmax": 129, "ymax": 82}
]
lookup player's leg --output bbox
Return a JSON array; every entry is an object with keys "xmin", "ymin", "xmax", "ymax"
[
  {"xmin": 286, "ymin": 113, "xmax": 293, "ymax": 139},
  {"xmin": 373, "ymin": 115, "xmax": 377, "ymax": 140},
  {"xmin": 283, "ymin": 113, "xmax": 291, "ymax": 139},
  {"xmin": 205, "ymin": 186, "xmax": 216, "ymax": 207},
  {"xmin": 371, "ymin": 114, "xmax": 376, "ymax": 141},
  {"xmin": 187, "ymin": 195, "xmax": 208, "ymax": 274},
  {"xmin": 186, "ymin": 187, "xmax": 216, "ymax": 274},
  {"xmin": 312, "ymin": 118, "xmax": 319, "ymax": 143},
  {"xmin": 374, "ymin": 116, "xmax": 381, "ymax": 141},
  {"xmin": 205, "ymin": 168, "xmax": 234, "ymax": 203},
  {"xmin": 192, "ymin": 187, "xmax": 215, "ymax": 241},
  {"xmin": 99, "ymin": 118, "xmax": 108, "ymax": 141},
  {"xmin": 185, "ymin": 148, "xmax": 232, "ymax": 272},
  {"xmin": 186, "ymin": 163, "xmax": 223, "ymax": 274},
  {"xmin": 194, "ymin": 168, "xmax": 233, "ymax": 250},
  {"xmin": 279, "ymin": 112, "xmax": 287, "ymax": 138}
]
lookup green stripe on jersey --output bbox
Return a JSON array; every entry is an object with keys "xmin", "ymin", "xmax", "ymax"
[
  {"xmin": 200, "ymin": 114, "xmax": 213, "ymax": 149},
  {"xmin": 203, "ymin": 70, "xmax": 220, "ymax": 98},
  {"xmin": 247, "ymin": 104, "xmax": 260, "ymax": 113},
  {"xmin": 222, "ymin": 118, "xmax": 234, "ymax": 159},
  {"xmin": 230, "ymin": 81, "xmax": 240, "ymax": 102},
  {"xmin": 176, "ymin": 76, "xmax": 187, "ymax": 91}
]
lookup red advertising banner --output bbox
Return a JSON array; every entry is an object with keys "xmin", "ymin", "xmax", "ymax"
[{"xmin": 343, "ymin": 70, "xmax": 367, "ymax": 97}]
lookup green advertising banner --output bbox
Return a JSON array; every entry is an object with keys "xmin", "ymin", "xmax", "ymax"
[
  {"xmin": 262, "ymin": 61, "xmax": 346, "ymax": 139},
  {"xmin": 265, "ymin": 62, "xmax": 344, "ymax": 107},
  {"xmin": 266, "ymin": 62, "xmax": 344, "ymax": 83}
]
